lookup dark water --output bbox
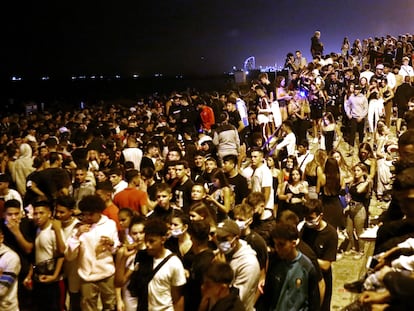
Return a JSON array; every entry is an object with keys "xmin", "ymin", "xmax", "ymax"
[{"xmin": 2, "ymin": 74, "xmax": 238, "ymax": 114}]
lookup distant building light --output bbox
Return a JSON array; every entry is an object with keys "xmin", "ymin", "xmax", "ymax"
[
  {"xmin": 41, "ymin": 76, "xmax": 50, "ymax": 81},
  {"xmin": 132, "ymin": 74, "xmax": 139, "ymax": 78},
  {"xmin": 90, "ymin": 75, "xmax": 96, "ymax": 79},
  {"xmin": 99, "ymin": 75, "xmax": 104, "ymax": 79},
  {"xmin": 11, "ymin": 76, "xmax": 22, "ymax": 81},
  {"xmin": 71, "ymin": 76, "xmax": 77, "ymax": 80},
  {"xmin": 115, "ymin": 75, "xmax": 121, "ymax": 79},
  {"xmin": 154, "ymin": 73, "xmax": 163, "ymax": 77},
  {"xmin": 78, "ymin": 75, "xmax": 86, "ymax": 79}
]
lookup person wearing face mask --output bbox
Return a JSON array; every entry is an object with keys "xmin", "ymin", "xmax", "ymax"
[
  {"xmin": 232, "ymin": 204, "xmax": 268, "ymax": 305},
  {"xmin": 166, "ymin": 211, "xmax": 194, "ymax": 271},
  {"xmin": 300, "ymin": 199, "xmax": 338, "ymax": 311},
  {"xmin": 214, "ymin": 219, "xmax": 260, "ymax": 311}
]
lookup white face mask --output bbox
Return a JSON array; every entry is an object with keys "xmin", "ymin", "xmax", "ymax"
[
  {"xmin": 235, "ymin": 218, "xmax": 251, "ymax": 231},
  {"xmin": 235, "ymin": 220, "xmax": 247, "ymax": 231},
  {"xmin": 171, "ymin": 228, "xmax": 183, "ymax": 238},
  {"xmin": 218, "ymin": 237, "xmax": 236, "ymax": 255}
]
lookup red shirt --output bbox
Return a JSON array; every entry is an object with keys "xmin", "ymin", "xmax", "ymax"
[
  {"xmin": 113, "ymin": 188, "xmax": 148, "ymax": 216},
  {"xmin": 200, "ymin": 106, "xmax": 215, "ymax": 130}
]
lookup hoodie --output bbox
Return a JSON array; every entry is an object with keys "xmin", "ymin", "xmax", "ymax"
[
  {"xmin": 66, "ymin": 215, "xmax": 119, "ymax": 282},
  {"xmin": 229, "ymin": 239, "xmax": 260, "ymax": 311}
]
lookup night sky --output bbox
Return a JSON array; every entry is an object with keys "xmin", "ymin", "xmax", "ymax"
[{"xmin": 3, "ymin": 1, "xmax": 414, "ymax": 78}]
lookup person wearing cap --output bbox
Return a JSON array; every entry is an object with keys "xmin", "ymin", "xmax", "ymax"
[
  {"xmin": 372, "ymin": 63, "xmax": 386, "ymax": 82},
  {"xmin": 344, "ymin": 84, "xmax": 368, "ymax": 155},
  {"xmin": 399, "ymin": 56, "xmax": 414, "ymax": 79},
  {"xmin": 113, "ymin": 169, "xmax": 149, "ymax": 217},
  {"xmin": 214, "ymin": 219, "xmax": 260, "ymax": 311},
  {"xmin": 258, "ymin": 223, "xmax": 321, "ymax": 311}
]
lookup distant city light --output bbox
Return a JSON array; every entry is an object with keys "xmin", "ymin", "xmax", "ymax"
[
  {"xmin": 115, "ymin": 75, "xmax": 121, "ymax": 79},
  {"xmin": 132, "ymin": 74, "xmax": 139, "ymax": 78},
  {"xmin": 154, "ymin": 73, "xmax": 163, "ymax": 77},
  {"xmin": 90, "ymin": 75, "xmax": 96, "ymax": 79},
  {"xmin": 41, "ymin": 76, "xmax": 50, "ymax": 81},
  {"xmin": 11, "ymin": 76, "xmax": 22, "ymax": 81}
]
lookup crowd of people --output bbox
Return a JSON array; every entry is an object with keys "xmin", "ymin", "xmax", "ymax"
[{"xmin": 2, "ymin": 30, "xmax": 414, "ymax": 311}]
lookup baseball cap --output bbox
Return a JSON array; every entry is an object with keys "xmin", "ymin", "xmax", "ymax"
[{"xmin": 216, "ymin": 219, "xmax": 241, "ymax": 237}]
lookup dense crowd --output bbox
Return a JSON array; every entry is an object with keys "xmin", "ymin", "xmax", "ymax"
[{"xmin": 2, "ymin": 31, "xmax": 414, "ymax": 311}]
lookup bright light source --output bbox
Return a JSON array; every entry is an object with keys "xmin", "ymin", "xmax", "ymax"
[
  {"xmin": 133, "ymin": 74, "xmax": 139, "ymax": 78},
  {"xmin": 11, "ymin": 76, "xmax": 22, "ymax": 81}
]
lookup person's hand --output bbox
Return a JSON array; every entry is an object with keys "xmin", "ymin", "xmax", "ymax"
[
  {"xmin": 23, "ymin": 277, "xmax": 33, "ymax": 290},
  {"xmin": 50, "ymin": 219, "xmax": 62, "ymax": 232},
  {"xmin": 6, "ymin": 218, "xmax": 21, "ymax": 235},
  {"xmin": 38, "ymin": 274, "xmax": 57, "ymax": 283},
  {"xmin": 258, "ymin": 279, "xmax": 266, "ymax": 295},
  {"xmin": 117, "ymin": 298, "xmax": 125, "ymax": 311},
  {"xmin": 377, "ymin": 266, "xmax": 392, "ymax": 282},
  {"xmin": 360, "ymin": 290, "xmax": 389, "ymax": 304},
  {"xmin": 76, "ymin": 224, "xmax": 91, "ymax": 238},
  {"xmin": 100, "ymin": 236, "xmax": 114, "ymax": 248},
  {"xmin": 117, "ymin": 245, "xmax": 136, "ymax": 259}
]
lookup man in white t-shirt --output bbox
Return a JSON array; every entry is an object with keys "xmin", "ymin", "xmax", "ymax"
[
  {"xmin": 250, "ymin": 148, "xmax": 274, "ymax": 219},
  {"xmin": 145, "ymin": 219, "xmax": 186, "ymax": 311}
]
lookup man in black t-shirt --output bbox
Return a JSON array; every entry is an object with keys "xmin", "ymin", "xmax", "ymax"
[
  {"xmin": 172, "ymin": 161, "xmax": 194, "ymax": 214},
  {"xmin": 301, "ymin": 199, "xmax": 338, "ymax": 311},
  {"xmin": 226, "ymin": 98, "xmax": 244, "ymax": 133},
  {"xmin": 221, "ymin": 155, "xmax": 249, "ymax": 205},
  {"xmin": 2, "ymin": 199, "xmax": 36, "ymax": 310}
]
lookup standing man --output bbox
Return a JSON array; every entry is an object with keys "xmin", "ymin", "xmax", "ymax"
[
  {"xmin": 66, "ymin": 195, "xmax": 120, "ymax": 311},
  {"xmin": 122, "ymin": 136, "xmax": 143, "ymax": 171},
  {"xmin": 113, "ymin": 169, "xmax": 148, "ymax": 217},
  {"xmin": 226, "ymin": 97, "xmax": 245, "ymax": 133},
  {"xmin": 72, "ymin": 167, "xmax": 95, "ymax": 208},
  {"xmin": 260, "ymin": 223, "xmax": 320, "ymax": 311},
  {"xmin": 172, "ymin": 161, "xmax": 194, "ymax": 214},
  {"xmin": 311, "ymin": 31, "xmax": 324, "ymax": 58},
  {"xmin": 116, "ymin": 219, "xmax": 186, "ymax": 311},
  {"xmin": 249, "ymin": 148, "xmax": 274, "ymax": 219},
  {"xmin": 394, "ymin": 76, "xmax": 414, "ymax": 133},
  {"xmin": 294, "ymin": 50, "xmax": 308, "ymax": 71},
  {"xmin": 215, "ymin": 219, "xmax": 260, "ymax": 311},
  {"xmin": 196, "ymin": 98, "xmax": 215, "ymax": 134},
  {"xmin": 222, "ymin": 155, "xmax": 249, "ymax": 205},
  {"xmin": 301, "ymin": 199, "xmax": 338, "ymax": 311},
  {"xmin": 344, "ymin": 85, "xmax": 368, "ymax": 155}
]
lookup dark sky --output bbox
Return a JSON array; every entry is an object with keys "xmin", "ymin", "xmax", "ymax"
[{"xmin": 3, "ymin": 1, "xmax": 414, "ymax": 77}]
